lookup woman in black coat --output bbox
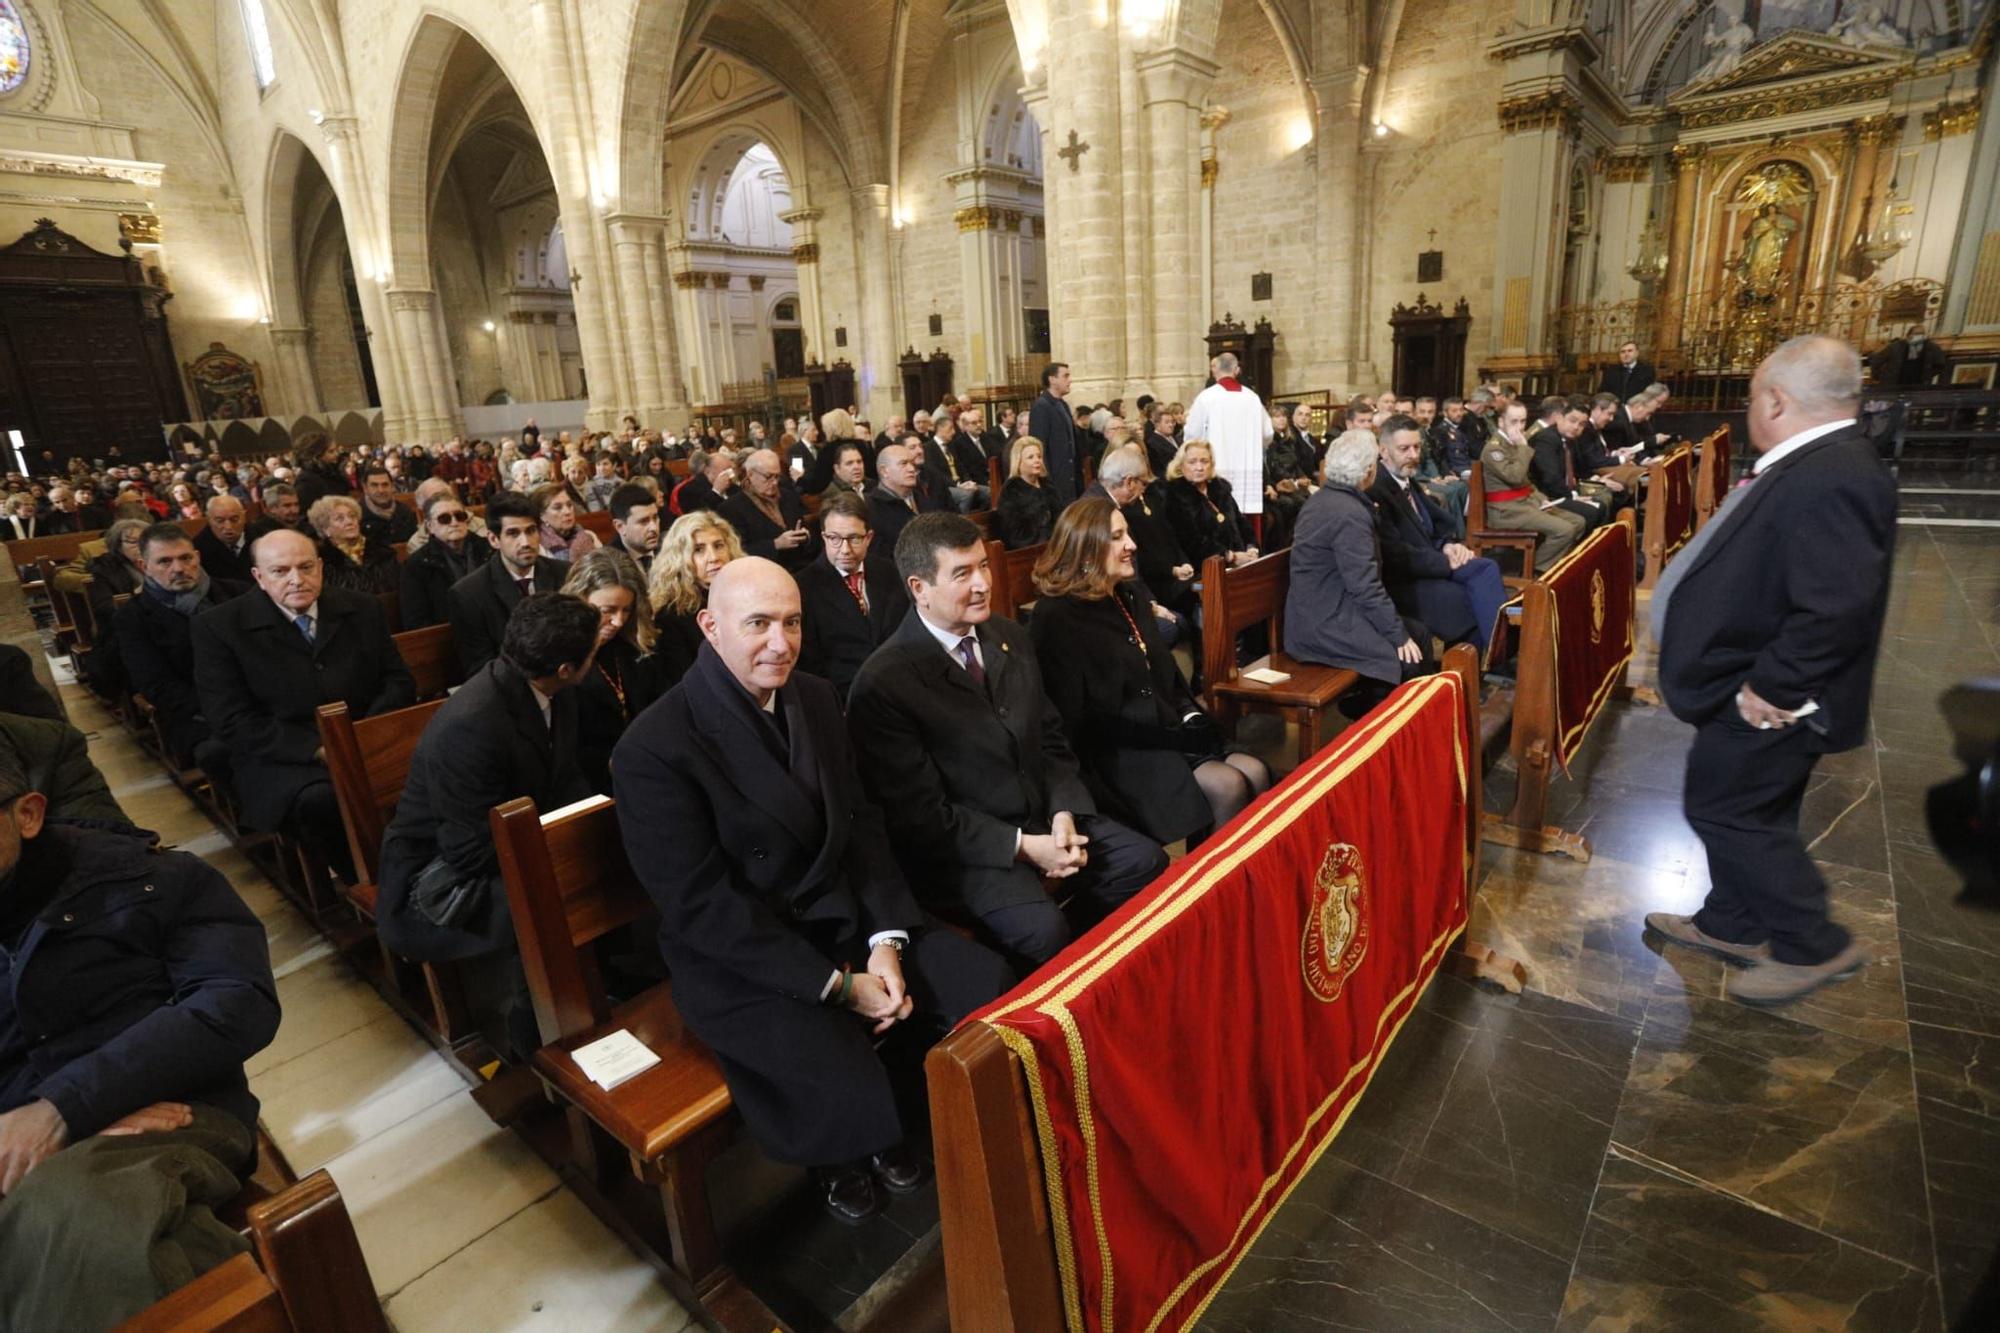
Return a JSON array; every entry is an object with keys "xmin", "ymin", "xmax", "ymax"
[
  {"xmin": 397, "ymin": 494, "xmax": 489, "ymax": 630},
  {"xmin": 645, "ymin": 509, "xmax": 742, "ymax": 689},
  {"xmin": 308, "ymin": 496, "xmax": 399, "ymax": 600},
  {"xmin": 995, "ymin": 436, "xmax": 1064, "ymax": 550},
  {"xmin": 560, "ymin": 549, "xmax": 666, "ymax": 792},
  {"xmin": 80, "ymin": 518, "xmax": 149, "ymax": 694},
  {"xmin": 1164, "ymin": 440, "xmax": 1257, "ymax": 571},
  {"xmin": 1029, "ymin": 498, "xmax": 1270, "ymax": 846}
]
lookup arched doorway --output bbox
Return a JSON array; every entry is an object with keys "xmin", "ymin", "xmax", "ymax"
[{"xmin": 265, "ymin": 133, "xmax": 376, "ymax": 413}]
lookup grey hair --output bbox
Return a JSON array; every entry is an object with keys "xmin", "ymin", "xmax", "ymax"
[
  {"xmin": 1214, "ymin": 351, "xmax": 1241, "ymax": 376},
  {"xmin": 1089, "ymin": 407, "xmax": 1114, "ymax": 436},
  {"xmin": 1322, "ymin": 431, "xmax": 1379, "ymax": 488},
  {"xmin": 1469, "ymin": 388, "xmax": 1496, "ymax": 406},
  {"xmin": 1097, "ymin": 445, "xmax": 1148, "ymax": 487},
  {"xmin": 1761, "ymin": 335, "xmax": 1862, "ymax": 412}
]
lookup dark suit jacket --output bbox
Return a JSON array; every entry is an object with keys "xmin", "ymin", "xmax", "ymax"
[
  {"xmin": 1028, "ymin": 588, "xmax": 1210, "ymax": 843},
  {"xmin": 1573, "ymin": 423, "xmax": 1616, "ymax": 476},
  {"xmin": 847, "ymin": 612, "xmax": 1095, "ymax": 914},
  {"xmin": 447, "ymin": 555, "xmax": 569, "ymax": 675},
  {"xmin": 397, "ymin": 536, "xmax": 489, "ymax": 631},
  {"xmin": 718, "ymin": 490, "xmax": 816, "ymax": 572},
  {"xmin": 360, "ymin": 502, "xmax": 418, "ymax": 548},
  {"xmin": 115, "ymin": 579, "xmax": 250, "ymax": 758},
  {"xmin": 1601, "ymin": 405, "xmax": 1637, "ymax": 452},
  {"xmin": 672, "ymin": 473, "xmax": 727, "ymax": 516},
  {"xmin": 377, "ymin": 658, "xmax": 592, "ymax": 960},
  {"xmin": 1144, "ymin": 431, "xmax": 1179, "ymax": 481},
  {"xmin": 1658, "ymin": 424, "xmax": 1895, "ymax": 752},
  {"xmin": 191, "ymin": 586, "xmax": 414, "ymax": 830},
  {"xmin": 1598, "ymin": 360, "xmax": 1656, "ymax": 399},
  {"xmin": 613, "ymin": 646, "xmax": 926, "ymax": 1003},
  {"xmin": 0, "ymin": 642, "xmax": 60, "ymax": 720},
  {"xmin": 797, "ymin": 553, "xmax": 910, "ymax": 700},
  {"xmin": 1028, "ymin": 392, "xmax": 1082, "ymax": 503},
  {"xmin": 1366, "ymin": 471, "xmax": 1478, "ymax": 644},
  {"xmin": 1123, "ymin": 483, "xmax": 1195, "ymax": 610},
  {"xmin": 866, "ymin": 484, "xmax": 927, "ymax": 552},
  {"xmin": 1528, "ymin": 424, "xmax": 1578, "ymax": 500},
  {"xmin": 651, "ymin": 605, "xmax": 705, "ymax": 691},
  {"xmin": 194, "ymin": 527, "xmax": 254, "ymax": 584}
]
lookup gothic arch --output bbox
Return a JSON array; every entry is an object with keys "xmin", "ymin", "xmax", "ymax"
[{"xmin": 262, "ymin": 128, "xmax": 339, "ymax": 328}]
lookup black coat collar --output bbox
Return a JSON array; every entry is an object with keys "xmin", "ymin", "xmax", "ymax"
[{"xmin": 683, "ymin": 648, "xmax": 843, "ymax": 869}]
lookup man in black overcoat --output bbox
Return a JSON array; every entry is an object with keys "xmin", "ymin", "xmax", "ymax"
[
  {"xmin": 613, "ymin": 558, "xmax": 1011, "ymax": 1223},
  {"xmin": 1368, "ymin": 419, "xmax": 1504, "ymax": 652},
  {"xmin": 191, "ymin": 528, "xmax": 413, "ymax": 874},
  {"xmin": 1597, "ymin": 341, "xmax": 1657, "ymax": 400},
  {"xmin": 1027, "ymin": 361, "xmax": 1082, "ymax": 502},
  {"xmin": 194, "ymin": 495, "xmax": 253, "ymax": 584},
  {"xmin": 1648, "ymin": 335, "xmax": 1896, "ymax": 1006},
  {"xmin": 115, "ymin": 524, "xmax": 247, "ymax": 770},
  {"xmin": 796, "ymin": 492, "xmax": 909, "ymax": 700},
  {"xmin": 846, "ymin": 513, "xmax": 1168, "ymax": 966},
  {"xmin": 448, "ymin": 491, "xmax": 568, "ymax": 674}
]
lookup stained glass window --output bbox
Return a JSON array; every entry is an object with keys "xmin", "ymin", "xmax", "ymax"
[
  {"xmin": 0, "ymin": 1, "xmax": 31, "ymax": 97},
  {"xmin": 239, "ymin": 0, "xmax": 276, "ymax": 90}
]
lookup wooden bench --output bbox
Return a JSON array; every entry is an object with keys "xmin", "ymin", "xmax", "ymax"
[
  {"xmin": 984, "ymin": 539, "xmax": 1044, "ymax": 620},
  {"xmin": 489, "ymin": 795, "xmax": 777, "ymax": 1332},
  {"xmin": 1639, "ymin": 443, "xmax": 1696, "ymax": 590},
  {"xmin": 316, "ymin": 698, "xmax": 475, "ymax": 1051},
  {"xmin": 1199, "ymin": 549, "xmax": 1358, "ymax": 761},
  {"xmin": 1692, "ymin": 425, "xmax": 1732, "ymax": 528},
  {"xmin": 391, "ymin": 623, "xmax": 461, "ymax": 700},
  {"xmin": 578, "ymin": 509, "xmax": 615, "ymax": 542},
  {"xmin": 119, "ymin": 1171, "xmax": 386, "ymax": 1333}
]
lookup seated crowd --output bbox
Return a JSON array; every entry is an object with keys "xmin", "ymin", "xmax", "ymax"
[{"xmin": 0, "ymin": 362, "xmax": 1690, "ymax": 1319}]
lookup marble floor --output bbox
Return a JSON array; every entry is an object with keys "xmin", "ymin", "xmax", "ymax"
[
  {"xmin": 1197, "ymin": 522, "xmax": 2000, "ymax": 1331},
  {"xmin": 53, "ymin": 676, "xmax": 698, "ymax": 1333}
]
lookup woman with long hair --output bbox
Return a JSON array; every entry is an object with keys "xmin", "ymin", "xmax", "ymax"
[
  {"xmin": 1030, "ymin": 499, "xmax": 1269, "ymax": 845},
  {"xmin": 645, "ymin": 511, "xmax": 743, "ymax": 687},
  {"xmin": 560, "ymin": 548, "xmax": 663, "ymax": 791},
  {"xmin": 307, "ymin": 494, "xmax": 399, "ymax": 597},
  {"xmin": 995, "ymin": 435, "xmax": 1063, "ymax": 550}
]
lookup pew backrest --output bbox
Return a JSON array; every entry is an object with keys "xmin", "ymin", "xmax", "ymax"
[
  {"xmin": 1199, "ymin": 549, "xmax": 1290, "ymax": 692},
  {"xmin": 392, "ymin": 623, "xmax": 460, "ymax": 700},
  {"xmin": 317, "ymin": 698, "xmax": 447, "ymax": 888},
  {"xmin": 986, "ymin": 539, "xmax": 1045, "ymax": 621}
]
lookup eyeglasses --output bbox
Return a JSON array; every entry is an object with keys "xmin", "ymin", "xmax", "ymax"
[
  {"xmin": 823, "ymin": 531, "xmax": 870, "ymax": 547},
  {"xmin": 433, "ymin": 511, "xmax": 470, "ymax": 525}
]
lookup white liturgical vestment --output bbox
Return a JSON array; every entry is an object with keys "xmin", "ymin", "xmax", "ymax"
[{"xmin": 1184, "ymin": 378, "xmax": 1274, "ymax": 514}]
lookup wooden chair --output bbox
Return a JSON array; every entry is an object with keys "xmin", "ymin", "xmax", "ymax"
[
  {"xmin": 316, "ymin": 698, "xmax": 474, "ymax": 1049},
  {"xmin": 1199, "ymin": 549, "xmax": 1358, "ymax": 761},
  {"xmin": 985, "ymin": 539, "xmax": 1045, "ymax": 620},
  {"xmin": 119, "ymin": 1171, "xmax": 387, "ymax": 1333},
  {"xmin": 489, "ymin": 795, "xmax": 776, "ymax": 1332},
  {"xmin": 1463, "ymin": 460, "xmax": 1541, "ymax": 586},
  {"xmin": 967, "ymin": 509, "xmax": 994, "ymax": 539},
  {"xmin": 391, "ymin": 623, "xmax": 461, "ymax": 700}
]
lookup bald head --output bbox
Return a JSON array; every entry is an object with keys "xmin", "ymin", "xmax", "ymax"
[
  {"xmin": 1749, "ymin": 335, "xmax": 1862, "ymax": 453},
  {"xmin": 699, "ymin": 557, "xmax": 802, "ymax": 702},
  {"xmin": 250, "ymin": 527, "xmax": 322, "ymax": 614},
  {"xmin": 205, "ymin": 494, "xmax": 245, "ymax": 542}
]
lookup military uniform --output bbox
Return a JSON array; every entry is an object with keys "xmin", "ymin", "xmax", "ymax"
[{"xmin": 1480, "ymin": 432, "xmax": 1585, "ymax": 572}]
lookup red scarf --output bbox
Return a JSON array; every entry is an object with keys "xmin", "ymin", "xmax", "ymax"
[{"xmin": 1218, "ymin": 377, "xmax": 1242, "ymax": 392}]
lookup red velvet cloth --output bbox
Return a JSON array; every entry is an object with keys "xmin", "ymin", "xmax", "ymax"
[
  {"xmin": 1539, "ymin": 520, "xmax": 1636, "ymax": 772},
  {"xmin": 971, "ymin": 675, "xmax": 1472, "ymax": 1331},
  {"xmin": 1655, "ymin": 445, "xmax": 1696, "ymax": 562}
]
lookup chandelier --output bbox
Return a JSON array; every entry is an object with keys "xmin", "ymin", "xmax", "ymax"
[
  {"xmin": 1628, "ymin": 210, "xmax": 1669, "ymax": 283},
  {"xmin": 1855, "ymin": 169, "xmax": 1913, "ymax": 270}
]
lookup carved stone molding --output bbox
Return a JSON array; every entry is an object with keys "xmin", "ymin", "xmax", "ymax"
[
  {"xmin": 1671, "ymin": 142, "xmax": 1707, "ymax": 171},
  {"xmin": 1200, "ymin": 156, "xmax": 1218, "ymax": 189},
  {"xmin": 0, "ymin": 151, "xmax": 162, "ymax": 189},
  {"xmin": 790, "ymin": 242, "xmax": 820, "ymax": 265},
  {"xmin": 118, "ymin": 212, "xmax": 161, "ymax": 245},
  {"xmin": 1677, "ymin": 76, "xmax": 1898, "ymax": 130},
  {"xmin": 1603, "ymin": 154, "xmax": 1652, "ymax": 183},
  {"xmin": 1925, "ymin": 97, "xmax": 1980, "ymax": 140},
  {"xmin": 955, "ymin": 206, "xmax": 994, "ymax": 232},
  {"xmin": 1852, "ymin": 112, "xmax": 1904, "ymax": 145},
  {"xmin": 1497, "ymin": 89, "xmax": 1581, "ymax": 136},
  {"xmin": 748, "ymin": 275, "xmax": 766, "ymax": 291},
  {"xmin": 1199, "ymin": 106, "xmax": 1232, "ymax": 131},
  {"xmin": 672, "ymin": 270, "xmax": 705, "ymax": 289}
]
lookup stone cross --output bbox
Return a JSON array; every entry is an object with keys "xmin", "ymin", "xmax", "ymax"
[{"xmin": 1057, "ymin": 130, "xmax": 1090, "ymax": 173}]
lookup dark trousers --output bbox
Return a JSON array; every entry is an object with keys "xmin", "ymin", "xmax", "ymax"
[
  {"xmin": 0, "ymin": 1105, "xmax": 253, "ymax": 1330},
  {"xmin": 1553, "ymin": 497, "xmax": 1606, "ymax": 531},
  {"xmin": 291, "ymin": 779, "xmax": 356, "ymax": 883},
  {"xmin": 668, "ymin": 928, "xmax": 1013, "ymax": 1167},
  {"xmin": 973, "ymin": 814, "xmax": 1170, "ymax": 967},
  {"xmin": 1685, "ymin": 717, "xmax": 1851, "ymax": 965}
]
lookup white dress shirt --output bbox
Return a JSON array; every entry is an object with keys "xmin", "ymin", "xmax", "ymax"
[{"xmin": 1753, "ymin": 418, "xmax": 1855, "ymax": 475}]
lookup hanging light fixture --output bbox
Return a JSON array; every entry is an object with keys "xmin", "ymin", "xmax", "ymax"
[
  {"xmin": 1629, "ymin": 207, "xmax": 1670, "ymax": 283},
  {"xmin": 1855, "ymin": 76, "xmax": 1917, "ymax": 272}
]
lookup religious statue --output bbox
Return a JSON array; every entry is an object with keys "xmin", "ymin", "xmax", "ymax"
[
  {"xmin": 1830, "ymin": 1, "xmax": 1907, "ymax": 50},
  {"xmin": 1733, "ymin": 204, "xmax": 1800, "ymax": 293},
  {"xmin": 1691, "ymin": 0, "xmax": 1756, "ymax": 85}
]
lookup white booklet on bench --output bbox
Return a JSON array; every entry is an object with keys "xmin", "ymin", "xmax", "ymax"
[{"xmin": 570, "ymin": 1029, "xmax": 660, "ymax": 1091}]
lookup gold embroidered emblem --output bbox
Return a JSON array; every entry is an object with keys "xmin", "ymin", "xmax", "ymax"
[
  {"xmin": 1589, "ymin": 568, "xmax": 1607, "ymax": 645},
  {"xmin": 1301, "ymin": 842, "xmax": 1369, "ymax": 1003}
]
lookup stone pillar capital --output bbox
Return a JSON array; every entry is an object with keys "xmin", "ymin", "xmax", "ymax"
[
  {"xmin": 313, "ymin": 113, "xmax": 363, "ymax": 145},
  {"xmin": 1136, "ymin": 48, "xmax": 1220, "ymax": 107},
  {"xmin": 383, "ymin": 287, "xmax": 438, "ymax": 312},
  {"xmin": 268, "ymin": 325, "xmax": 312, "ymax": 347}
]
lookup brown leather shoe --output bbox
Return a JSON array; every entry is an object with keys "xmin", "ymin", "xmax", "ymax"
[
  {"xmin": 1729, "ymin": 940, "xmax": 1871, "ymax": 1006},
  {"xmin": 1643, "ymin": 912, "xmax": 1772, "ymax": 965}
]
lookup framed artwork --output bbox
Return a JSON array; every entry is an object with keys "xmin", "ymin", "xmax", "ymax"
[
  {"xmin": 183, "ymin": 342, "xmax": 266, "ymax": 420},
  {"xmin": 1949, "ymin": 362, "xmax": 1996, "ymax": 390}
]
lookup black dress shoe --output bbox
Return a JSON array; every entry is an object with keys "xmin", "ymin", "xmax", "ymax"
[
  {"xmin": 871, "ymin": 1143, "xmax": 929, "ymax": 1194},
  {"xmin": 820, "ymin": 1167, "xmax": 883, "ymax": 1225}
]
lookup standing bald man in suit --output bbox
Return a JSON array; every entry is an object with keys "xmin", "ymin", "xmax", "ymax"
[{"xmin": 1645, "ymin": 336, "xmax": 1896, "ymax": 1007}]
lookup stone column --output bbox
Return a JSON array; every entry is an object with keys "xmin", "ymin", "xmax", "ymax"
[
  {"xmin": 1311, "ymin": 66, "xmax": 1369, "ymax": 387},
  {"xmin": 1022, "ymin": 83, "xmax": 1061, "ymax": 358},
  {"xmin": 1137, "ymin": 48, "xmax": 1218, "ymax": 404},
  {"xmin": 636, "ymin": 233, "xmax": 688, "ymax": 422},
  {"xmin": 606, "ymin": 214, "xmax": 669, "ymax": 422},
  {"xmin": 385, "ymin": 288, "xmax": 459, "ymax": 439},
  {"xmin": 1489, "ymin": 91, "xmax": 1581, "ymax": 359},
  {"xmin": 1659, "ymin": 143, "xmax": 1705, "ymax": 355},
  {"xmin": 1941, "ymin": 87, "xmax": 2000, "ymax": 336},
  {"xmin": 849, "ymin": 185, "xmax": 899, "ymax": 420},
  {"xmin": 781, "ymin": 207, "xmax": 826, "ymax": 361},
  {"xmin": 317, "ymin": 113, "xmax": 419, "ymax": 438},
  {"xmin": 1038, "ymin": 3, "xmax": 1126, "ymax": 399},
  {"xmin": 954, "ymin": 205, "xmax": 1006, "ymax": 387},
  {"xmin": 266, "ymin": 326, "xmax": 321, "ymax": 415}
]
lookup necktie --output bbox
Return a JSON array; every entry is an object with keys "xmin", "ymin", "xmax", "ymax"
[
  {"xmin": 844, "ymin": 570, "xmax": 867, "ymax": 613},
  {"xmin": 956, "ymin": 635, "xmax": 986, "ymax": 689},
  {"xmin": 1408, "ymin": 484, "xmax": 1433, "ymax": 538},
  {"xmin": 516, "ymin": 577, "xmax": 533, "ymax": 599},
  {"xmin": 294, "ymin": 613, "xmax": 314, "ymax": 645}
]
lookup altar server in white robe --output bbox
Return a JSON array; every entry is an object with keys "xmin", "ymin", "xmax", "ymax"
[{"xmin": 1184, "ymin": 352, "xmax": 1275, "ymax": 518}]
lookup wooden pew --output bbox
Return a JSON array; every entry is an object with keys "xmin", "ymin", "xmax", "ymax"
[
  {"xmin": 1692, "ymin": 425, "xmax": 1732, "ymax": 528},
  {"xmin": 1639, "ymin": 443, "xmax": 1696, "ymax": 590},
  {"xmin": 316, "ymin": 698, "xmax": 474, "ymax": 1050},
  {"xmin": 119, "ymin": 1171, "xmax": 386, "ymax": 1333},
  {"xmin": 3, "ymin": 516, "xmax": 206, "ymax": 576},
  {"xmin": 988, "ymin": 455, "xmax": 1006, "ymax": 496},
  {"xmin": 1199, "ymin": 548, "xmax": 1358, "ymax": 761},
  {"xmin": 579, "ymin": 509, "xmax": 615, "ymax": 543},
  {"xmin": 985, "ymin": 538, "xmax": 1045, "ymax": 621},
  {"xmin": 391, "ymin": 623, "xmax": 461, "ymax": 700},
  {"xmin": 926, "ymin": 645, "xmax": 1487, "ymax": 1330},
  {"xmin": 489, "ymin": 795, "xmax": 778, "ymax": 1333},
  {"xmin": 1481, "ymin": 512, "xmax": 1644, "ymax": 863}
]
